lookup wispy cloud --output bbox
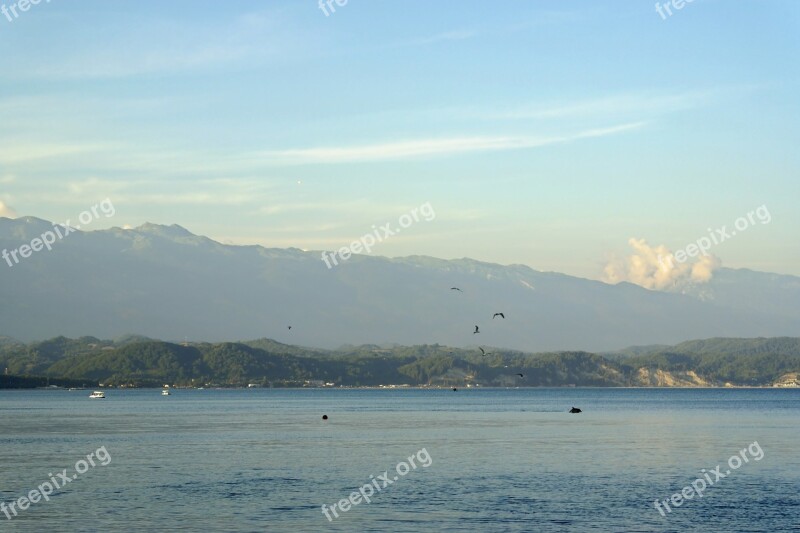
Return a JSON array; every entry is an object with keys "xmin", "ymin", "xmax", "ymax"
[
  {"xmin": 12, "ymin": 8, "xmax": 297, "ymax": 80},
  {"xmin": 397, "ymin": 30, "xmax": 478, "ymax": 47},
  {"xmin": 471, "ymin": 89, "xmax": 731, "ymax": 121},
  {"xmin": 260, "ymin": 200, "xmax": 367, "ymax": 216},
  {"xmin": 9, "ymin": 177, "xmax": 279, "ymax": 209},
  {"xmin": 0, "ymin": 142, "xmax": 112, "ymax": 164},
  {"xmin": 259, "ymin": 199, "xmax": 429, "ymax": 217},
  {"xmin": 86, "ymin": 178, "xmax": 278, "ymax": 206},
  {"xmin": 66, "ymin": 177, "xmax": 131, "ymax": 196},
  {"xmin": 255, "ymin": 122, "xmax": 645, "ymax": 165},
  {"xmin": 392, "ymin": 9, "xmax": 587, "ymax": 48},
  {"xmin": 34, "ymin": 44, "xmax": 253, "ymax": 80}
]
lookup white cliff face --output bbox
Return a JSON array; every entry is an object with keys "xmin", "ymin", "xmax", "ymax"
[
  {"xmin": 633, "ymin": 368, "xmax": 713, "ymax": 387},
  {"xmin": 773, "ymin": 373, "xmax": 800, "ymax": 387}
]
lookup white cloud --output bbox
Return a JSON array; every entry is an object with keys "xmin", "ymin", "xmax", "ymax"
[
  {"xmin": 0, "ymin": 200, "xmax": 18, "ymax": 218},
  {"xmin": 603, "ymin": 238, "xmax": 722, "ymax": 291},
  {"xmin": 257, "ymin": 122, "xmax": 645, "ymax": 165}
]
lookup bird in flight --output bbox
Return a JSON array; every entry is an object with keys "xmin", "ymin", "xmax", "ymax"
[
  {"xmin": 493, "ymin": 313, "xmax": 505, "ymax": 319},
  {"xmin": 473, "ymin": 325, "xmax": 480, "ymax": 334},
  {"xmin": 451, "ymin": 287, "xmax": 463, "ymax": 292},
  {"xmin": 479, "ymin": 347, "xmax": 492, "ymax": 356}
]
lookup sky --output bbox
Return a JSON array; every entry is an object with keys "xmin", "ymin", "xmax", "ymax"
[{"xmin": 1, "ymin": 0, "xmax": 798, "ymax": 282}]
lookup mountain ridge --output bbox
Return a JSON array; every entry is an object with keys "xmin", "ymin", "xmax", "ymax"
[{"xmin": 1, "ymin": 217, "xmax": 799, "ymax": 350}]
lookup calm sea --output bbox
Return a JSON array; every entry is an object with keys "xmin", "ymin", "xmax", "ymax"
[{"xmin": 0, "ymin": 388, "xmax": 798, "ymax": 532}]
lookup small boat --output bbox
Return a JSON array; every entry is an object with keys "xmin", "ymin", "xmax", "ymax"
[
  {"xmin": 89, "ymin": 391, "xmax": 106, "ymax": 399},
  {"xmin": 161, "ymin": 389, "xmax": 171, "ymax": 396}
]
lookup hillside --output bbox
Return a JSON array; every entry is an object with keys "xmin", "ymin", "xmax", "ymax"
[
  {"xmin": 1, "ymin": 336, "xmax": 799, "ymax": 388},
  {"xmin": 3, "ymin": 218, "xmax": 800, "ymax": 351}
]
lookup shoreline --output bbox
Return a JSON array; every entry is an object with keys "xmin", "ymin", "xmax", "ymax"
[{"xmin": 5, "ymin": 385, "xmax": 798, "ymax": 391}]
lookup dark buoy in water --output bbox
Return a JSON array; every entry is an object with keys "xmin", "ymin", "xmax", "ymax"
[
  {"xmin": 452, "ymin": 387, "xmax": 458, "ymax": 391},
  {"xmin": 569, "ymin": 407, "xmax": 582, "ymax": 413},
  {"xmin": 322, "ymin": 414, "xmax": 328, "ymax": 420}
]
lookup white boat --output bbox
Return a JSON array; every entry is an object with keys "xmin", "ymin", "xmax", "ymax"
[
  {"xmin": 161, "ymin": 389, "xmax": 171, "ymax": 396},
  {"xmin": 89, "ymin": 391, "xmax": 105, "ymax": 399}
]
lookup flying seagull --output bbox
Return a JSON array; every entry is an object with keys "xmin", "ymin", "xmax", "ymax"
[
  {"xmin": 451, "ymin": 287, "xmax": 463, "ymax": 292},
  {"xmin": 473, "ymin": 325, "xmax": 480, "ymax": 334},
  {"xmin": 479, "ymin": 347, "xmax": 492, "ymax": 356},
  {"xmin": 493, "ymin": 313, "xmax": 505, "ymax": 319}
]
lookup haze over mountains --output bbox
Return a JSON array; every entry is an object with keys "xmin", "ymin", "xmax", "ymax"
[{"xmin": 1, "ymin": 216, "xmax": 799, "ymax": 351}]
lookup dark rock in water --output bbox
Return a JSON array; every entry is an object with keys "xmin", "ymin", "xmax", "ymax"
[
  {"xmin": 322, "ymin": 414, "xmax": 328, "ymax": 420},
  {"xmin": 569, "ymin": 407, "xmax": 582, "ymax": 413},
  {"xmin": 452, "ymin": 387, "xmax": 458, "ymax": 391}
]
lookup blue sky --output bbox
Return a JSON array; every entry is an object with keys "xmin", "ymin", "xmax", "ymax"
[{"xmin": 1, "ymin": 0, "xmax": 798, "ymax": 281}]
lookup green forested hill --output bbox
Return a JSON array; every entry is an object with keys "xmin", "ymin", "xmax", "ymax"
[
  {"xmin": 1, "ymin": 336, "xmax": 799, "ymax": 388},
  {"xmin": 671, "ymin": 337, "xmax": 800, "ymax": 356}
]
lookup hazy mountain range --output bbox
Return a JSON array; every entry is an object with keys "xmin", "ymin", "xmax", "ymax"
[{"xmin": 1, "ymin": 216, "xmax": 799, "ymax": 351}]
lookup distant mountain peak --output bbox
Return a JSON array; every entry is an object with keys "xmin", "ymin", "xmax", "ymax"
[
  {"xmin": 135, "ymin": 222, "xmax": 196, "ymax": 238},
  {"xmin": 0, "ymin": 216, "xmax": 69, "ymax": 240},
  {"xmin": 2, "ymin": 216, "xmax": 800, "ymax": 350}
]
